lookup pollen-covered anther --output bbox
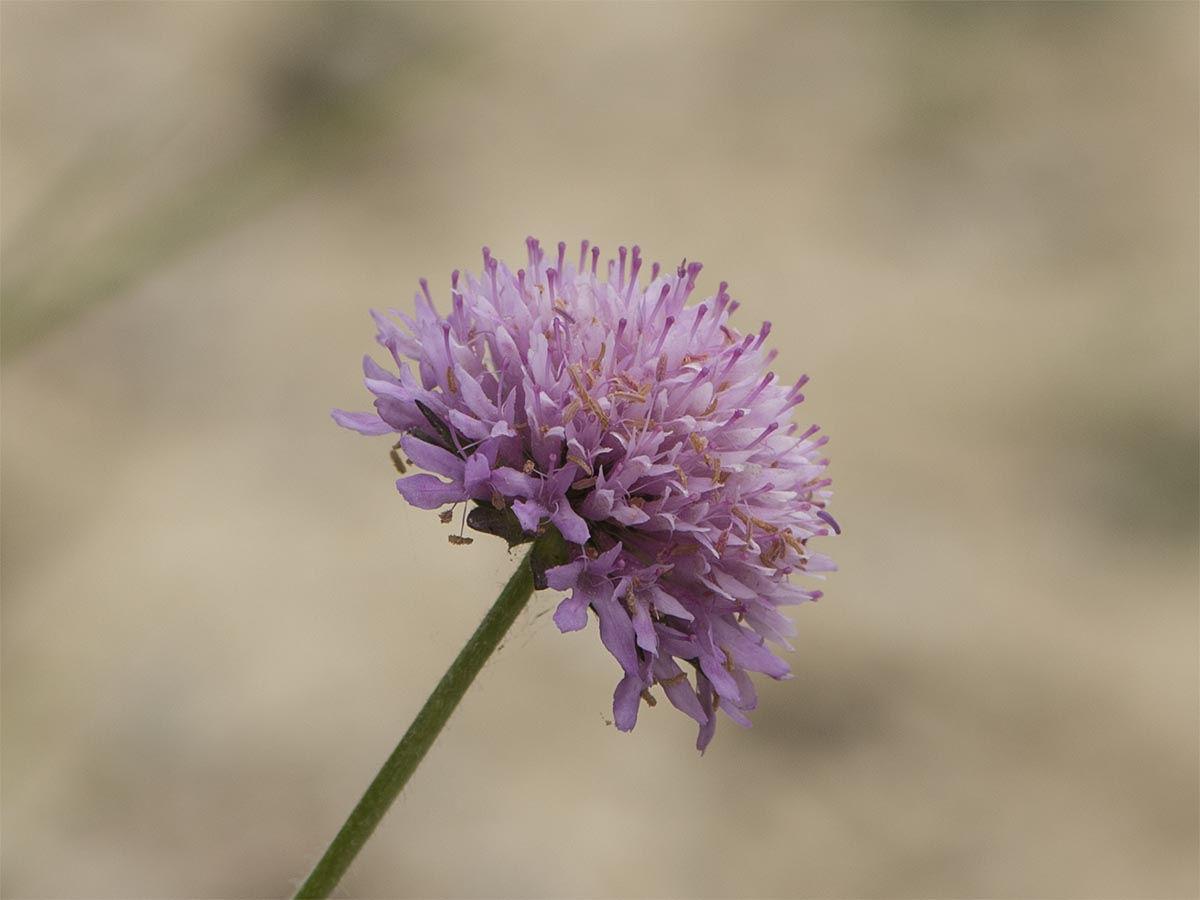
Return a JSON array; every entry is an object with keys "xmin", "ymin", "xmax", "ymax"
[
  {"xmin": 566, "ymin": 454, "xmax": 593, "ymax": 476},
  {"xmin": 702, "ymin": 453, "xmax": 719, "ymax": 474},
  {"xmin": 584, "ymin": 395, "xmax": 610, "ymax": 428},
  {"xmin": 589, "ymin": 340, "xmax": 606, "ymax": 373},
  {"xmin": 714, "ymin": 528, "xmax": 730, "ymax": 556},
  {"xmin": 447, "ymin": 534, "xmax": 474, "ymax": 546},
  {"xmin": 751, "ymin": 515, "xmax": 780, "ymax": 534},
  {"xmin": 567, "ymin": 364, "xmax": 588, "ymax": 396},
  {"xmin": 614, "ymin": 372, "xmax": 641, "ymax": 392},
  {"xmin": 731, "ymin": 507, "xmax": 755, "ymax": 542},
  {"xmin": 446, "ymin": 367, "xmax": 458, "ymax": 394},
  {"xmin": 760, "ymin": 538, "xmax": 787, "ymax": 566},
  {"xmin": 673, "ymin": 465, "xmax": 688, "ymax": 489},
  {"xmin": 640, "ymin": 690, "xmax": 658, "ymax": 707},
  {"xmin": 438, "ymin": 509, "xmax": 454, "ymax": 524},
  {"xmin": 562, "ymin": 397, "xmax": 582, "ymax": 424}
]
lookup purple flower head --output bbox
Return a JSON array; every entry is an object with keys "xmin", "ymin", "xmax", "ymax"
[{"xmin": 334, "ymin": 239, "xmax": 837, "ymax": 751}]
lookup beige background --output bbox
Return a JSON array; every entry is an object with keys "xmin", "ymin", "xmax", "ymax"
[{"xmin": 2, "ymin": 3, "xmax": 1197, "ymax": 898}]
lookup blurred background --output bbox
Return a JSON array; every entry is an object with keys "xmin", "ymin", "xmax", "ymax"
[{"xmin": 2, "ymin": 3, "xmax": 1197, "ymax": 898}]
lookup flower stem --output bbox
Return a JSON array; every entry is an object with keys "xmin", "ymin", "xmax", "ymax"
[{"xmin": 294, "ymin": 548, "xmax": 536, "ymax": 899}]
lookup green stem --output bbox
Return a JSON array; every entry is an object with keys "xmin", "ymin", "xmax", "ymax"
[{"xmin": 295, "ymin": 548, "xmax": 536, "ymax": 899}]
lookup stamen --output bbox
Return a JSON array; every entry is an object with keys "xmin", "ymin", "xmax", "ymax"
[
  {"xmin": 714, "ymin": 528, "xmax": 729, "ymax": 556},
  {"xmin": 585, "ymin": 395, "xmax": 610, "ymax": 428},
  {"xmin": 700, "ymin": 458, "xmax": 720, "ymax": 487},
  {"xmin": 566, "ymin": 453, "xmax": 593, "ymax": 476},
  {"xmin": 562, "ymin": 397, "xmax": 582, "ymax": 424},
  {"xmin": 567, "ymin": 364, "xmax": 588, "ymax": 397},
  {"xmin": 731, "ymin": 507, "xmax": 755, "ymax": 543}
]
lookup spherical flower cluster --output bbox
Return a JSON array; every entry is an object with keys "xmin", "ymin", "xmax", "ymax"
[{"xmin": 334, "ymin": 239, "xmax": 837, "ymax": 750}]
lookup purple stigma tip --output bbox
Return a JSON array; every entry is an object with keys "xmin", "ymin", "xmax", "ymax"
[{"xmin": 816, "ymin": 510, "xmax": 841, "ymax": 534}]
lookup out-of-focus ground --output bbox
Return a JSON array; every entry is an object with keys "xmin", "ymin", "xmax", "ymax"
[{"xmin": 2, "ymin": 4, "xmax": 1196, "ymax": 898}]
